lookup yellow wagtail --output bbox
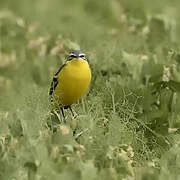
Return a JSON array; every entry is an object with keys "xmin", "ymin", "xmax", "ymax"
[{"xmin": 49, "ymin": 50, "xmax": 91, "ymax": 118}]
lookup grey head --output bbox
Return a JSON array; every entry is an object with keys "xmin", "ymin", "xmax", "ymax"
[{"xmin": 67, "ymin": 50, "xmax": 88, "ymax": 61}]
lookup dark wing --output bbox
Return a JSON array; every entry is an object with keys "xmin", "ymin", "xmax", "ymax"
[{"xmin": 49, "ymin": 64, "xmax": 66, "ymax": 96}]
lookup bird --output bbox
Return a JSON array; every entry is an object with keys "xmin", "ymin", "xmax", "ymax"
[{"xmin": 49, "ymin": 50, "xmax": 91, "ymax": 119}]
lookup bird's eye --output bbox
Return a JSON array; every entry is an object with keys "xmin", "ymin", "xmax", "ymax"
[
  {"xmin": 67, "ymin": 54, "xmax": 77, "ymax": 61},
  {"xmin": 69, "ymin": 55, "xmax": 76, "ymax": 58},
  {"xmin": 79, "ymin": 55, "xmax": 85, "ymax": 58}
]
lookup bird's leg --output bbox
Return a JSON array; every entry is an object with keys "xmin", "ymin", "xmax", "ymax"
[
  {"xmin": 68, "ymin": 106, "xmax": 75, "ymax": 117},
  {"xmin": 60, "ymin": 107, "xmax": 66, "ymax": 123},
  {"xmin": 68, "ymin": 106, "xmax": 78, "ymax": 136}
]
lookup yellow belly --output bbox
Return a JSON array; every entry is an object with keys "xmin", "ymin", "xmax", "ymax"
[{"xmin": 54, "ymin": 59, "xmax": 91, "ymax": 107}]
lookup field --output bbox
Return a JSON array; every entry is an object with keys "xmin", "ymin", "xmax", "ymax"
[{"xmin": 0, "ymin": 0, "xmax": 180, "ymax": 179}]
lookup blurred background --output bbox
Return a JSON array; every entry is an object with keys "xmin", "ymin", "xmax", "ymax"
[
  {"xmin": 1, "ymin": 0, "xmax": 180, "ymax": 179},
  {"xmin": 1, "ymin": 0, "xmax": 180, "ymax": 107}
]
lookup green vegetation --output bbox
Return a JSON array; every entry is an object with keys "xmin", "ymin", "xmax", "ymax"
[{"xmin": 0, "ymin": 0, "xmax": 180, "ymax": 179}]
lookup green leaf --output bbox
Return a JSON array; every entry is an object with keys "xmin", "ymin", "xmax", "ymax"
[
  {"xmin": 168, "ymin": 80, "xmax": 180, "ymax": 92},
  {"xmin": 8, "ymin": 113, "xmax": 23, "ymax": 137},
  {"xmin": 80, "ymin": 161, "xmax": 97, "ymax": 180},
  {"xmin": 24, "ymin": 162, "xmax": 37, "ymax": 180}
]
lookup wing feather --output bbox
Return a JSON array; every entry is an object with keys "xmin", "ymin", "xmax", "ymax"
[{"xmin": 49, "ymin": 64, "xmax": 66, "ymax": 96}]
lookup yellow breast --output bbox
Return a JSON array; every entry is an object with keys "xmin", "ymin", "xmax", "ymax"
[{"xmin": 54, "ymin": 59, "xmax": 91, "ymax": 107}]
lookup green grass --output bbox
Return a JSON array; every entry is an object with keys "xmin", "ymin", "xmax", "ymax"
[{"xmin": 0, "ymin": 0, "xmax": 180, "ymax": 179}]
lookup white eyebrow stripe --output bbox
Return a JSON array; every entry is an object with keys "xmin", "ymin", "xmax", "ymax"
[
  {"xmin": 69, "ymin": 53, "xmax": 76, "ymax": 56},
  {"xmin": 79, "ymin": 53, "xmax": 85, "ymax": 56}
]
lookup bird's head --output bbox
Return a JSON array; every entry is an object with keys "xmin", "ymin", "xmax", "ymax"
[{"xmin": 67, "ymin": 50, "xmax": 88, "ymax": 62}]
